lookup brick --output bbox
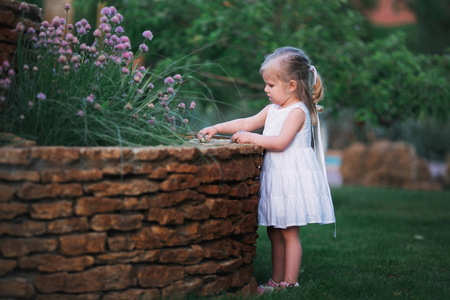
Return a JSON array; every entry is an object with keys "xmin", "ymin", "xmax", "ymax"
[
  {"xmin": 160, "ymin": 174, "xmax": 200, "ymax": 191},
  {"xmin": 35, "ymin": 294, "xmax": 101, "ymax": 300},
  {"xmin": 136, "ymin": 265, "xmax": 184, "ymax": 288},
  {"xmin": 168, "ymin": 147, "xmax": 200, "ymax": 161},
  {"xmin": 0, "ymin": 148, "xmax": 29, "ymax": 165},
  {"xmin": 0, "ymin": 202, "xmax": 28, "ymax": 220},
  {"xmin": 133, "ymin": 147, "xmax": 168, "ymax": 161},
  {"xmin": 84, "ymin": 179, "xmax": 159, "ymax": 197},
  {"xmin": 246, "ymin": 179, "xmax": 261, "ymax": 194},
  {"xmin": 147, "ymin": 166, "xmax": 168, "ymax": 179},
  {"xmin": 95, "ymin": 250, "xmax": 160, "ymax": 265},
  {"xmin": 199, "ymin": 146, "xmax": 232, "ymax": 159},
  {"xmin": 59, "ymin": 233, "xmax": 106, "ymax": 256},
  {"xmin": 34, "ymin": 265, "xmax": 136, "ymax": 293},
  {"xmin": 145, "ymin": 189, "xmax": 204, "ymax": 208},
  {"xmin": 0, "ymin": 11, "xmax": 15, "ymax": 27},
  {"xmin": 31, "ymin": 147, "xmax": 80, "ymax": 163},
  {"xmin": 228, "ymin": 182, "xmax": 250, "ymax": 198},
  {"xmin": 147, "ymin": 207, "xmax": 184, "ymax": 225},
  {"xmin": 40, "ymin": 169, "xmax": 103, "ymax": 183},
  {"xmin": 0, "ymin": 170, "xmax": 40, "ymax": 181},
  {"xmin": 205, "ymin": 198, "xmax": 227, "ymax": 218},
  {"xmin": 80, "ymin": 147, "xmax": 132, "ymax": 161},
  {"xmin": 75, "ymin": 197, "xmax": 124, "ymax": 216},
  {"xmin": 102, "ymin": 289, "xmax": 155, "ymax": 300},
  {"xmin": 101, "ymin": 163, "xmax": 133, "ymax": 176},
  {"xmin": 233, "ymin": 214, "xmax": 257, "ymax": 235},
  {"xmin": 132, "ymin": 226, "xmax": 175, "ymax": 250},
  {"xmin": 161, "ymin": 277, "xmax": 203, "ymax": 299},
  {"xmin": 180, "ymin": 203, "xmax": 211, "ymax": 220},
  {"xmin": 218, "ymin": 257, "xmax": 243, "ymax": 273},
  {"xmin": 201, "ymin": 238, "xmax": 240, "ymax": 259},
  {"xmin": 231, "ymin": 265, "xmax": 253, "ymax": 287},
  {"xmin": 0, "ymin": 259, "xmax": 16, "ymax": 276},
  {"xmin": 159, "ymin": 245, "xmax": 203, "ymax": 265},
  {"xmin": 226, "ymin": 200, "xmax": 242, "ymax": 216},
  {"xmin": 0, "ymin": 278, "xmax": 35, "ymax": 298},
  {"xmin": 199, "ymin": 274, "xmax": 232, "ymax": 296},
  {"xmin": 166, "ymin": 222, "xmax": 201, "ymax": 246},
  {"xmin": 200, "ymin": 219, "xmax": 233, "ymax": 240},
  {"xmin": 90, "ymin": 213, "xmax": 143, "ymax": 231},
  {"xmin": 0, "ymin": 237, "xmax": 57, "ymax": 257},
  {"xmin": 17, "ymin": 183, "xmax": 83, "ymax": 200},
  {"xmin": 0, "ymin": 220, "xmax": 46, "ymax": 237},
  {"xmin": 196, "ymin": 158, "xmax": 257, "ymax": 183},
  {"xmin": 107, "ymin": 236, "xmax": 135, "ymax": 252},
  {"xmin": 236, "ymin": 277, "xmax": 257, "ymax": 297},
  {"xmin": 0, "ymin": 27, "xmax": 18, "ymax": 43},
  {"xmin": 185, "ymin": 260, "xmax": 218, "ymax": 275},
  {"xmin": 123, "ymin": 197, "xmax": 148, "ymax": 210},
  {"xmin": 241, "ymin": 194, "xmax": 258, "ymax": 213},
  {"xmin": 0, "ymin": 184, "xmax": 15, "ymax": 202},
  {"xmin": 131, "ymin": 163, "xmax": 154, "ymax": 174},
  {"xmin": 165, "ymin": 162, "xmax": 199, "ymax": 173},
  {"xmin": 196, "ymin": 184, "xmax": 230, "ymax": 195},
  {"xmin": 19, "ymin": 254, "xmax": 94, "ymax": 272},
  {"xmin": 30, "ymin": 201, "xmax": 72, "ymax": 219},
  {"xmin": 47, "ymin": 217, "xmax": 89, "ymax": 234}
]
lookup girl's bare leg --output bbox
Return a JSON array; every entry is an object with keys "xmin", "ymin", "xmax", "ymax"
[
  {"xmin": 280, "ymin": 226, "xmax": 302, "ymax": 283},
  {"xmin": 267, "ymin": 226, "xmax": 285, "ymax": 283}
]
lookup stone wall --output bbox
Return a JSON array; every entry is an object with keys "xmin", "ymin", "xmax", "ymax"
[
  {"xmin": 0, "ymin": 0, "xmax": 42, "ymax": 64},
  {"xmin": 340, "ymin": 140, "xmax": 442, "ymax": 190},
  {"xmin": 0, "ymin": 140, "xmax": 264, "ymax": 299}
]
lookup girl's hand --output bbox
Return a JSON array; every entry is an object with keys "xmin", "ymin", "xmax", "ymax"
[
  {"xmin": 197, "ymin": 126, "xmax": 219, "ymax": 142},
  {"xmin": 230, "ymin": 130, "xmax": 253, "ymax": 144}
]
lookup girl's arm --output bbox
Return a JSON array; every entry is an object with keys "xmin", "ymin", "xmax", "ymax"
[
  {"xmin": 231, "ymin": 108, "xmax": 305, "ymax": 151},
  {"xmin": 198, "ymin": 105, "xmax": 270, "ymax": 141}
]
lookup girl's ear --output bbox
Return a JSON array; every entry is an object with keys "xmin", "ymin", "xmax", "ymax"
[{"xmin": 288, "ymin": 80, "xmax": 297, "ymax": 93}]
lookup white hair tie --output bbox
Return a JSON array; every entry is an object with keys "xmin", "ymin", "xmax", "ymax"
[{"xmin": 310, "ymin": 65, "xmax": 317, "ymax": 86}]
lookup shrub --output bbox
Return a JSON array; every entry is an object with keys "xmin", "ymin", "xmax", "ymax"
[{"xmin": 0, "ymin": 3, "xmax": 196, "ymax": 146}]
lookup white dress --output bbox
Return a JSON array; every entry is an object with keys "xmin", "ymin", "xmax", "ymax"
[{"xmin": 258, "ymin": 102, "xmax": 336, "ymax": 229}]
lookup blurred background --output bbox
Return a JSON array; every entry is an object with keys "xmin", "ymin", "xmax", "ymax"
[{"xmin": 27, "ymin": 0, "xmax": 450, "ymax": 185}]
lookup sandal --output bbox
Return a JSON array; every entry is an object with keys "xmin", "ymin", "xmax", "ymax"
[
  {"xmin": 279, "ymin": 281, "xmax": 299, "ymax": 288},
  {"xmin": 256, "ymin": 278, "xmax": 281, "ymax": 295}
]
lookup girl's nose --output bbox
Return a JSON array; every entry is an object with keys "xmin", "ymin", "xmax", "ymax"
[{"xmin": 264, "ymin": 85, "xmax": 269, "ymax": 93}]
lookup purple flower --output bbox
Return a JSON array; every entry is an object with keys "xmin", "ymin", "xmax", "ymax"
[
  {"xmin": 66, "ymin": 32, "xmax": 74, "ymax": 41},
  {"xmin": 85, "ymin": 24, "xmax": 91, "ymax": 31},
  {"xmin": 67, "ymin": 24, "xmax": 73, "ymax": 30},
  {"xmin": 142, "ymin": 30, "xmax": 153, "ymax": 40},
  {"xmin": 77, "ymin": 110, "xmax": 84, "ymax": 117},
  {"xmin": 122, "ymin": 67, "xmax": 130, "ymax": 74},
  {"xmin": 23, "ymin": 64, "xmax": 29, "ymax": 71},
  {"xmin": 100, "ymin": 7, "xmax": 112, "ymax": 16},
  {"xmin": 27, "ymin": 27, "xmax": 35, "ymax": 34},
  {"xmin": 109, "ymin": 6, "xmax": 117, "ymax": 15},
  {"xmin": 178, "ymin": 103, "xmax": 186, "ymax": 110},
  {"xmin": 15, "ymin": 22, "xmax": 25, "ymax": 33},
  {"xmin": 72, "ymin": 37, "xmax": 79, "ymax": 44},
  {"xmin": 139, "ymin": 43, "xmax": 148, "ymax": 53},
  {"xmin": 147, "ymin": 83, "xmax": 154, "ymax": 89},
  {"xmin": 122, "ymin": 51, "xmax": 132, "ymax": 60},
  {"xmin": 167, "ymin": 87, "xmax": 174, "ymax": 94},
  {"xmin": 86, "ymin": 94, "xmax": 94, "ymax": 103},
  {"xmin": 0, "ymin": 96, "xmax": 5, "ymax": 102},
  {"xmin": 139, "ymin": 66, "xmax": 146, "ymax": 71},
  {"xmin": 164, "ymin": 76, "xmax": 174, "ymax": 85},
  {"xmin": 190, "ymin": 101, "xmax": 196, "ymax": 110},
  {"xmin": 116, "ymin": 43, "xmax": 126, "ymax": 50},
  {"xmin": 136, "ymin": 89, "xmax": 143, "ymax": 94},
  {"xmin": 115, "ymin": 13, "xmax": 123, "ymax": 22},
  {"xmin": 51, "ymin": 16, "xmax": 61, "ymax": 27},
  {"xmin": 37, "ymin": 92, "xmax": 46, "ymax": 101},
  {"xmin": 28, "ymin": 101, "xmax": 33, "ymax": 107},
  {"xmin": 111, "ymin": 16, "xmax": 120, "ymax": 24},
  {"xmin": 81, "ymin": 19, "xmax": 88, "ymax": 26},
  {"xmin": 19, "ymin": 114, "xmax": 25, "ymax": 120},
  {"xmin": 120, "ymin": 36, "xmax": 130, "ymax": 43},
  {"xmin": 184, "ymin": 119, "xmax": 189, "ymax": 124},
  {"xmin": 63, "ymin": 65, "xmax": 70, "ymax": 72},
  {"xmin": 89, "ymin": 46, "xmax": 97, "ymax": 54},
  {"xmin": 64, "ymin": 4, "xmax": 71, "ymax": 10},
  {"xmin": 77, "ymin": 27, "xmax": 86, "ymax": 35},
  {"xmin": 3, "ymin": 61, "xmax": 10, "ymax": 68},
  {"xmin": 93, "ymin": 29, "xmax": 101, "ymax": 37},
  {"xmin": 58, "ymin": 55, "xmax": 67, "ymax": 64},
  {"xmin": 100, "ymin": 16, "xmax": 108, "ymax": 23},
  {"xmin": 8, "ymin": 69, "xmax": 15, "ymax": 77},
  {"xmin": 148, "ymin": 103, "xmax": 154, "ymax": 109},
  {"xmin": 94, "ymin": 103, "xmax": 101, "ymax": 110},
  {"xmin": 19, "ymin": 2, "xmax": 29, "ymax": 11},
  {"xmin": 42, "ymin": 21, "xmax": 49, "ymax": 28},
  {"xmin": 174, "ymin": 74, "xmax": 182, "ymax": 81}
]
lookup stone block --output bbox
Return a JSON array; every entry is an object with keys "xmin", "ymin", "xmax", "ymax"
[
  {"xmin": 146, "ymin": 166, "xmax": 168, "ymax": 179},
  {"xmin": 136, "ymin": 265, "xmax": 184, "ymax": 288},
  {"xmin": 0, "ymin": 278, "xmax": 35, "ymax": 298},
  {"xmin": 75, "ymin": 197, "xmax": 124, "ymax": 216},
  {"xmin": 0, "ymin": 258, "xmax": 16, "ymax": 276},
  {"xmin": 233, "ymin": 214, "xmax": 257, "ymax": 235},
  {"xmin": 84, "ymin": 179, "xmax": 159, "ymax": 197},
  {"xmin": 107, "ymin": 236, "xmax": 135, "ymax": 252},
  {"xmin": 196, "ymin": 183, "xmax": 230, "ymax": 195},
  {"xmin": 200, "ymin": 219, "xmax": 233, "ymax": 241},
  {"xmin": 48, "ymin": 217, "xmax": 89, "ymax": 234},
  {"xmin": 30, "ymin": 201, "xmax": 72, "ymax": 219},
  {"xmin": 0, "ymin": 220, "xmax": 46, "ymax": 237},
  {"xmin": 0, "ymin": 202, "xmax": 28, "ymax": 220},
  {"xmin": 0, "ymin": 237, "xmax": 57, "ymax": 257},
  {"xmin": 185, "ymin": 260, "xmax": 218, "ymax": 275},
  {"xmin": 231, "ymin": 265, "xmax": 253, "ymax": 287},
  {"xmin": 59, "ymin": 233, "xmax": 106, "ymax": 256},
  {"xmin": 0, "ymin": 147, "xmax": 29, "ymax": 165},
  {"xmin": 0, "ymin": 170, "xmax": 40, "ymax": 181},
  {"xmin": 102, "ymin": 289, "xmax": 159, "ymax": 300},
  {"xmin": 165, "ymin": 162, "xmax": 199, "ymax": 173},
  {"xmin": 31, "ymin": 147, "xmax": 80, "ymax": 164},
  {"xmin": 133, "ymin": 147, "xmax": 168, "ymax": 161},
  {"xmin": 205, "ymin": 198, "xmax": 228, "ymax": 218},
  {"xmin": 180, "ymin": 203, "xmax": 211, "ymax": 220},
  {"xmin": 34, "ymin": 265, "xmax": 136, "ymax": 293},
  {"xmin": 201, "ymin": 238, "xmax": 240, "ymax": 259},
  {"xmin": 161, "ymin": 277, "xmax": 203, "ymax": 299},
  {"xmin": 123, "ymin": 197, "xmax": 148, "ymax": 210},
  {"xmin": 40, "ymin": 169, "xmax": 103, "ymax": 183},
  {"xmin": 147, "ymin": 207, "xmax": 184, "ymax": 225},
  {"xmin": 17, "ymin": 183, "xmax": 83, "ymax": 200},
  {"xmin": 95, "ymin": 250, "xmax": 160, "ymax": 265},
  {"xmin": 159, "ymin": 245, "xmax": 203, "ymax": 265},
  {"xmin": 168, "ymin": 147, "xmax": 200, "ymax": 161},
  {"xmin": 0, "ymin": 184, "xmax": 15, "ymax": 202},
  {"xmin": 90, "ymin": 213, "xmax": 144, "ymax": 231},
  {"xmin": 218, "ymin": 257, "xmax": 243, "ymax": 273},
  {"xmin": 241, "ymin": 194, "xmax": 258, "ymax": 213},
  {"xmin": 0, "ymin": 10, "xmax": 15, "ymax": 26},
  {"xmin": 145, "ymin": 189, "xmax": 204, "ymax": 208},
  {"xmin": 160, "ymin": 174, "xmax": 200, "ymax": 191},
  {"xmin": 228, "ymin": 182, "xmax": 250, "ymax": 198},
  {"xmin": 19, "ymin": 254, "xmax": 94, "ymax": 272},
  {"xmin": 132, "ymin": 226, "xmax": 175, "ymax": 250},
  {"xmin": 79, "ymin": 147, "xmax": 132, "ymax": 161},
  {"xmin": 101, "ymin": 163, "xmax": 133, "ymax": 176},
  {"xmin": 199, "ymin": 274, "xmax": 232, "ymax": 296}
]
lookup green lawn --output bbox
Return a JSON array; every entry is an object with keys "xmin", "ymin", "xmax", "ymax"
[{"xmin": 252, "ymin": 186, "xmax": 450, "ymax": 300}]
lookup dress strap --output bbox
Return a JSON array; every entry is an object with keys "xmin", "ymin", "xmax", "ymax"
[{"xmin": 312, "ymin": 114, "xmax": 328, "ymax": 182}]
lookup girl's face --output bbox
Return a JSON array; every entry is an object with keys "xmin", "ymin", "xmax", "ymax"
[{"xmin": 262, "ymin": 69, "xmax": 297, "ymax": 108}]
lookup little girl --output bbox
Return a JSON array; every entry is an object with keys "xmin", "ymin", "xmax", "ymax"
[{"xmin": 198, "ymin": 47, "xmax": 336, "ymax": 293}]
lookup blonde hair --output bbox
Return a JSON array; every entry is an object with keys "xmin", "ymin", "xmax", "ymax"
[{"xmin": 260, "ymin": 47, "xmax": 324, "ymax": 124}]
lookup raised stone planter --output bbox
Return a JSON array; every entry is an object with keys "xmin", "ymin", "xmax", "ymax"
[{"xmin": 0, "ymin": 140, "xmax": 264, "ymax": 299}]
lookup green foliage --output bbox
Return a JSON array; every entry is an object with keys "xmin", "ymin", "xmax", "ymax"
[
  {"xmin": 0, "ymin": 4, "xmax": 197, "ymax": 146},
  {"xmin": 107, "ymin": 0, "xmax": 449, "ymax": 128}
]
